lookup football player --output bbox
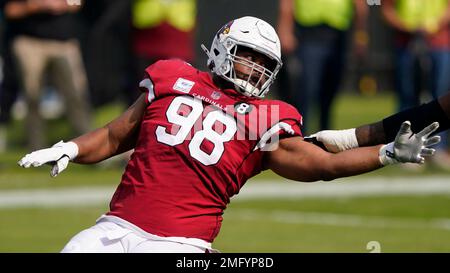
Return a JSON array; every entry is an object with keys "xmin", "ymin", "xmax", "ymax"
[
  {"xmin": 18, "ymin": 16, "xmax": 440, "ymax": 253},
  {"xmin": 309, "ymin": 92, "xmax": 450, "ymax": 153}
]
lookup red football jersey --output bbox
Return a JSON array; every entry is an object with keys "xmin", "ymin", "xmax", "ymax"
[{"xmin": 107, "ymin": 59, "xmax": 303, "ymax": 242}]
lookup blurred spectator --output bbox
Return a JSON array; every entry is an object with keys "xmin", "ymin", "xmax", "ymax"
[
  {"xmin": 0, "ymin": 3, "xmax": 20, "ymax": 152},
  {"xmin": 381, "ymin": 0, "xmax": 450, "ymax": 168},
  {"xmin": 277, "ymin": 0, "xmax": 368, "ymax": 134},
  {"xmin": 81, "ymin": 0, "xmax": 131, "ymax": 107},
  {"xmin": 127, "ymin": 0, "xmax": 197, "ymax": 105},
  {"xmin": 4, "ymin": 0, "xmax": 92, "ymax": 150}
]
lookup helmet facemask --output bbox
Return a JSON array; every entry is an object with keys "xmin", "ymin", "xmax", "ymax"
[{"xmin": 224, "ymin": 43, "xmax": 280, "ymax": 98}]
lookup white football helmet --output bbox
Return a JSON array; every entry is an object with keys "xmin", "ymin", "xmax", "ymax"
[{"xmin": 201, "ymin": 16, "xmax": 282, "ymax": 98}]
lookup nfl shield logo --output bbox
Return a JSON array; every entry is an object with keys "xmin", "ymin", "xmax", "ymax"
[{"xmin": 211, "ymin": 91, "xmax": 222, "ymax": 100}]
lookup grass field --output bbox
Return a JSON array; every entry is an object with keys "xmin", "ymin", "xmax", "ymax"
[{"xmin": 1, "ymin": 92, "xmax": 450, "ymax": 252}]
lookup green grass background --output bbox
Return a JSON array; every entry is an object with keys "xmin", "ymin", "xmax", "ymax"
[{"xmin": 1, "ymin": 92, "xmax": 450, "ymax": 252}]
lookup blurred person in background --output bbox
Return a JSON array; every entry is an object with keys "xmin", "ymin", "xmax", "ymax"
[
  {"xmin": 381, "ymin": 0, "xmax": 450, "ymax": 169},
  {"xmin": 4, "ymin": 0, "xmax": 92, "ymax": 150},
  {"xmin": 81, "ymin": 0, "xmax": 131, "ymax": 107},
  {"xmin": 127, "ymin": 0, "xmax": 197, "ymax": 105},
  {"xmin": 277, "ymin": 0, "xmax": 369, "ymax": 135},
  {"xmin": 0, "ymin": 1, "xmax": 21, "ymax": 152}
]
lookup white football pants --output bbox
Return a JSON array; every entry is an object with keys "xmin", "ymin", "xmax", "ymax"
[{"xmin": 61, "ymin": 221, "xmax": 207, "ymax": 253}]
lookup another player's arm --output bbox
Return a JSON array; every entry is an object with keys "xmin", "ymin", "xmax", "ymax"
[
  {"xmin": 356, "ymin": 92, "xmax": 450, "ymax": 146},
  {"xmin": 72, "ymin": 94, "xmax": 147, "ymax": 164},
  {"xmin": 265, "ymin": 137, "xmax": 383, "ymax": 182}
]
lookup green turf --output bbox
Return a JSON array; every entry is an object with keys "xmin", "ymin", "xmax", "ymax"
[
  {"xmin": 0, "ymin": 206, "xmax": 107, "ymax": 252},
  {"xmin": 332, "ymin": 92, "xmax": 397, "ymax": 130},
  {"xmin": 1, "ymin": 196, "xmax": 450, "ymax": 252},
  {"xmin": 216, "ymin": 218, "xmax": 450, "ymax": 252},
  {"xmin": 0, "ymin": 167, "xmax": 122, "ymax": 189},
  {"xmin": 217, "ymin": 196, "xmax": 450, "ymax": 252}
]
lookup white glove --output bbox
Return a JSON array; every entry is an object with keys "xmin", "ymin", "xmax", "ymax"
[
  {"xmin": 307, "ymin": 128, "xmax": 358, "ymax": 153},
  {"xmin": 18, "ymin": 141, "xmax": 79, "ymax": 177},
  {"xmin": 379, "ymin": 121, "xmax": 441, "ymax": 165}
]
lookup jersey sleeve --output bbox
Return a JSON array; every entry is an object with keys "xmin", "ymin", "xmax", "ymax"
[
  {"xmin": 253, "ymin": 100, "xmax": 303, "ymax": 152},
  {"xmin": 139, "ymin": 75, "xmax": 156, "ymax": 104},
  {"xmin": 139, "ymin": 59, "xmax": 196, "ymax": 104},
  {"xmin": 236, "ymin": 102, "xmax": 303, "ymax": 182},
  {"xmin": 275, "ymin": 102, "xmax": 303, "ymax": 138}
]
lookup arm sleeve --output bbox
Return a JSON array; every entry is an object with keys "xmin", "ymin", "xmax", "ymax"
[{"xmin": 382, "ymin": 100, "xmax": 450, "ymax": 142}]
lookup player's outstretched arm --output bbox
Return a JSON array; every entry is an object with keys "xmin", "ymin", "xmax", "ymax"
[
  {"xmin": 265, "ymin": 136, "xmax": 383, "ymax": 182},
  {"xmin": 18, "ymin": 94, "xmax": 147, "ymax": 176},
  {"xmin": 71, "ymin": 94, "xmax": 147, "ymax": 164},
  {"xmin": 266, "ymin": 121, "xmax": 440, "ymax": 182},
  {"xmin": 309, "ymin": 92, "xmax": 450, "ymax": 152}
]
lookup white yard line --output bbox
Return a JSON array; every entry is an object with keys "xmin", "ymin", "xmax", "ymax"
[
  {"xmin": 0, "ymin": 186, "xmax": 116, "ymax": 208},
  {"xmin": 233, "ymin": 176, "xmax": 450, "ymax": 201},
  {"xmin": 227, "ymin": 209, "xmax": 450, "ymax": 231},
  {"xmin": 0, "ymin": 176, "xmax": 449, "ymax": 208}
]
